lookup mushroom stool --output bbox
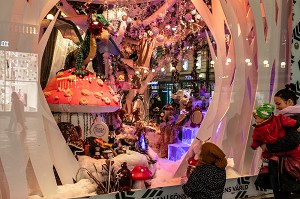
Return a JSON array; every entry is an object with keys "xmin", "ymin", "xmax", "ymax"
[{"xmin": 131, "ymin": 165, "xmax": 152, "ymax": 189}]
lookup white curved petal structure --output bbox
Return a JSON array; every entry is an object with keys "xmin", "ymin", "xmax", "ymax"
[
  {"xmin": 0, "ymin": 0, "xmax": 80, "ymax": 198},
  {"xmin": 175, "ymin": 0, "xmax": 291, "ymax": 177}
]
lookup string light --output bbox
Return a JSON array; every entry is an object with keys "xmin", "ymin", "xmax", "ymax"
[{"xmin": 280, "ymin": 62, "xmax": 286, "ymax": 68}]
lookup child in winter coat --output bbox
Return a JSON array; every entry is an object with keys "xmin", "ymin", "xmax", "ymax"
[{"xmin": 251, "ymin": 103, "xmax": 300, "ymax": 159}]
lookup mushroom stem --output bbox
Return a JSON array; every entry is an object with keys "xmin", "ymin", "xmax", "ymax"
[{"xmin": 132, "ymin": 180, "xmax": 146, "ymax": 190}]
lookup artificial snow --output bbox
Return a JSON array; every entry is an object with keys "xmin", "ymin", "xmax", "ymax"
[{"xmin": 29, "ymin": 150, "xmax": 241, "ymax": 199}]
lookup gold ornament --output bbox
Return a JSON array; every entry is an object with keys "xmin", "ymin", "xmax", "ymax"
[{"xmin": 122, "ymin": 15, "xmax": 128, "ymax": 21}]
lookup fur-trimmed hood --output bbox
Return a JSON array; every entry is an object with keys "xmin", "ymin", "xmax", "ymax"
[{"xmin": 277, "ymin": 105, "xmax": 300, "ymax": 117}]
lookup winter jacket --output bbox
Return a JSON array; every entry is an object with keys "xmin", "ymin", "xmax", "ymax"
[
  {"xmin": 266, "ymin": 105, "xmax": 300, "ymax": 153},
  {"xmin": 251, "ymin": 114, "xmax": 298, "ymax": 149},
  {"xmin": 265, "ymin": 105, "xmax": 300, "ymax": 192},
  {"xmin": 182, "ymin": 165, "xmax": 226, "ymax": 199}
]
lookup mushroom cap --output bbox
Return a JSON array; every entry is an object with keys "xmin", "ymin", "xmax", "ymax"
[
  {"xmin": 131, "ymin": 165, "xmax": 152, "ymax": 180},
  {"xmin": 43, "ymin": 68, "xmax": 119, "ymax": 113}
]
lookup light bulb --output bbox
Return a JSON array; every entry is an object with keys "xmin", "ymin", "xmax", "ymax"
[{"xmin": 46, "ymin": 14, "xmax": 54, "ymax": 20}]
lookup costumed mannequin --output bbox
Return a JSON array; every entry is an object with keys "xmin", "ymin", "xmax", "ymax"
[
  {"xmin": 158, "ymin": 105, "xmax": 177, "ymax": 158},
  {"xmin": 92, "ymin": 5, "xmax": 116, "ymax": 80},
  {"xmin": 172, "ymin": 90, "xmax": 190, "ymax": 113},
  {"xmin": 132, "ymin": 95, "xmax": 145, "ymax": 122}
]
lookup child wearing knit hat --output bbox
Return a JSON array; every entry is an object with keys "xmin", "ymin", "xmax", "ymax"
[{"xmin": 251, "ymin": 103, "xmax": 300, "ymax": 159}]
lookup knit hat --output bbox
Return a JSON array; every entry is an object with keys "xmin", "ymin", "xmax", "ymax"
[
  {"xmin": 254, "ymin": 103, "xmax": 275, "ymax": 119},
  {"xmin": 199, "ymin": 142, "xmax": 227, "ymax": 169}
]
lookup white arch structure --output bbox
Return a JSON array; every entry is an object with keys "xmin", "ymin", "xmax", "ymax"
[
  {"xmin": 0, "ymin": 1, "xmax": 79, "ymax": 198},
  {"xmin": 175, "ymin": 0, "xmax": 292, "ymax": 177}
]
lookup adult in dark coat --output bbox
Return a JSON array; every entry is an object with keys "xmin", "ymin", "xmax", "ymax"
[
  {"xmin": 182, "ymin": 142, "xmax": 227, "ymax": 199},
  {"xmin": 261, "ymin": 84, "xmax": 300, "ymax": 199}
]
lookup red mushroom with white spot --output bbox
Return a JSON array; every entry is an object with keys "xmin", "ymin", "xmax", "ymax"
[
  {"xmin": 43, "ymin": 68, "xmax": 120, "ymax": 113},
  {"xmin": 131, "ymin": 165, "xmax": 152, "ymax": 189},
  {"xmin": 186, "ymin": 156, "xmax": 199, "ymax": 178}
]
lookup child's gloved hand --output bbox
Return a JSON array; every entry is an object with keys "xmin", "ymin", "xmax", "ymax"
[{"xmin": 260, "ymin": 143, "xmax": 267, "ymax": 152}]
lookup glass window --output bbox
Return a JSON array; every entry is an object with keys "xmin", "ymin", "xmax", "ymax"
[
  {"xmin": 182, "ymin": 60, "xmax": 189, "ymax": 71},
  {"xmin": 0, "ymin": 50, "xmax": 38, "ymax": 112}
]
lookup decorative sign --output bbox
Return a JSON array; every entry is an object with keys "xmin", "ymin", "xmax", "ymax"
[
  {"xmin": 89, "ymin": 121, "xmax": 109, "ymax": 142},
  {"xmin": 82, "ymin": 176, "xmax": 272, "ymax": 199},
  {"xmin": 291, "ymin": 0, "xmax": 300, "ymax": 99}
]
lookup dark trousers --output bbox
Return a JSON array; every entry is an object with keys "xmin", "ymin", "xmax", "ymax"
[{"xmin": 269, "ymin": 160, "xmax": 291, "ymax": 199}]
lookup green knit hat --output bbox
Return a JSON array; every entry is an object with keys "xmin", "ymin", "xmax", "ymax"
[{"xmin": 254, "ymin": 103, "xmax": 275, "ymax": 119}]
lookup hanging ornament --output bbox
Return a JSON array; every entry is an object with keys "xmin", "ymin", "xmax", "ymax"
[
  {"xmin": 127, "ymin": 17, "xmax": 132, "ymax": 23},
  {"xmin": 188, "ymin": 3, "xmax": 195, "ymax": 10},
  {"xmin": 164, "ymin": 41, "xmax": 171, "ymax": 48},
  {"xmin": 199, "ymin": 19, "xmax": 206, "ymax": 27},
  {"xmin": 152, "ymin": 27, "xmax": 160, "ymax": 36},
  {"xmin": 165, "ymin": 24, "xmax": 171, "ymax": 30},
  {"xmin": 169, "ymin": 7, "xmax": 175, "ymax": 13},
  {"xmin": 190, "ymin": 10, "xmax": 197, "ymax": 15},
  {"xmin": 122, "ymin": 15, "xmax": 128, "ymax": 21},
  {"xmin": 156, "ymin": 34, "xmax": 165, "ymax": 43},
  {"xmin": 157, "ymin": 13, "xmax": 164, "ymax": 20},
  {"xmin": 147, "ymin": 30, "xmax": 153, "ymax": 36},
  {"xmin": 184, "ymin": 13, "xmax": 193, "ymax": 21},
  {"xmin": 195, "ymin": 14, "xmax": 201, "ymax": 20}
]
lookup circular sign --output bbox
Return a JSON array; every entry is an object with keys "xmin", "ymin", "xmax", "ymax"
[{"xmin": 90, "ymin": 121, "xmax": 109, "ymax": 142}]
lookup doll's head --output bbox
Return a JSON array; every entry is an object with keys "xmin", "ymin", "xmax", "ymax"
[{"xmin": 253, "ymin": 103, "xmax": 275, "ymax": 124}]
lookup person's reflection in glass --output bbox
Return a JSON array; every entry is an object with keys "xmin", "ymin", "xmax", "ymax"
[
  {"xmin": 7, "ymin": 92, "xmax": 26, "ymax": 132},
  {"xmin": 2, "ymin": 91, "xmax": 29, "ymax": 198}
]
